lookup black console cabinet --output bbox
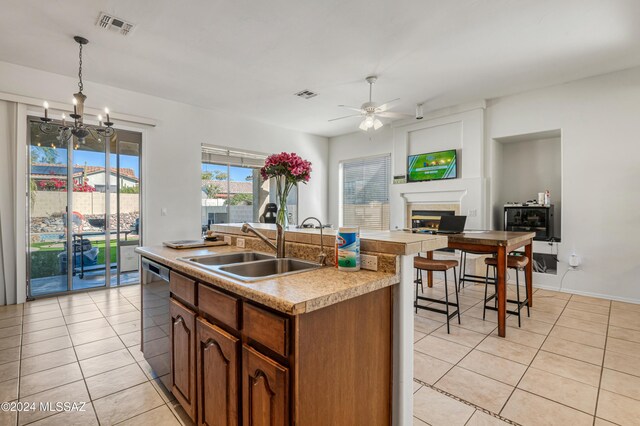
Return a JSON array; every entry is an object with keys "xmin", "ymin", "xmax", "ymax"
[{"xmin": 504, "ymin": 205, "xmax": 554, "ymax": 241}]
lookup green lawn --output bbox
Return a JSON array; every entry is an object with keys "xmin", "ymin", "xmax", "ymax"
[{"xmin": 30, "ymin": 239, "xmax": 137, "ymax": 278}]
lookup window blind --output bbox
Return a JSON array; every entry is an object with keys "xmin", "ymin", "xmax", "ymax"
[
  {"xmin": 201, "ymin": 144, "xmax": 266, "ymax": 168},
  {"xmin": 341, "ymin": 155, "xmax": 390, "ymax": 231}
]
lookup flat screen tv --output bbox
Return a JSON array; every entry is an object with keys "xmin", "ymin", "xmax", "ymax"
[{"xmin": 407, "ymin": 149, "xmax": 457, "ymax": 182}]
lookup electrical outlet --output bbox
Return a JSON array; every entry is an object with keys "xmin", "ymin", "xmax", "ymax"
[
  {"xmin": 224, "ymin": 236, "xmax": 231, "ymax": 245},
  {"xmin": 160, "ymin": 207, "xmax": 167, "ymax": 216},
  {"xmin": 569, "ymin": 253, "xmax": 581, "ymax": 269},
  {"xmin": 361, "ymin": 254, "xmax": 378, "ymax": 271},
  {"xmin": 236, "ymin": 238, "xmax": 245, "ymax": 248},
  {"xmin": 468, "ymin": 209, "xmax": 477, "ymax": 217}
]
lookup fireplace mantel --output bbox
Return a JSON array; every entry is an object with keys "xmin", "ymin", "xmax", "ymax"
[{"xmin": 389, "ymin": 178, "xmax": 487, "ymax": 230}]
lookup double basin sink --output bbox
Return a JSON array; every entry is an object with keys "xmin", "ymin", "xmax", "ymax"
[{"xmin": 178, "ymin": 251, "xmax": 321, "ymax": 282}]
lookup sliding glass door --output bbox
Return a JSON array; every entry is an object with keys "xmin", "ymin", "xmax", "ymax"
[{"xmin": 27, "ymin": 118, "xmax": 142, "ymax": 297}]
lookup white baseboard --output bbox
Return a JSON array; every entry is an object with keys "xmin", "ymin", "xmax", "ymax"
[{"xmin": 532, "ymin": 283, "xmax": 640, "ymax": 305}]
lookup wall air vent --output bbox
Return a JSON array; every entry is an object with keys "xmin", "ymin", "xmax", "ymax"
[
  {"xmin": 294, "ymin": 90, "xmax": 318, "ymax": 99},
  {"xmin": 96, "ymin": 12, "xmax": 135, "ymax": 36}
]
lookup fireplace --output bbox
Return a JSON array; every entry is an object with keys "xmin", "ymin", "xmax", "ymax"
[{"xmin": 411, "ymin": 210, "xmax": 456, "ymax": 230}]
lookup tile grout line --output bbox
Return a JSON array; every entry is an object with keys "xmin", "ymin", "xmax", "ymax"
[
  {"xmin": 414, "ymin": 377, "xmax": 521, "ymax": 426},
  {"xmin": 89, "ymin": 287, "xmax": 179, "ymax": 426},
  {"xmin": 15, "ymin": 300, "xmax": 24, "ymax": 426},
  {"xmin": 591, "ymin": 299, "xmax": 613, "ymax": 426},
  {"xmin": 427, "ymin": 286, "xmax": 559, "ymax": 421},
  {"xmin": 494, "ymin": 293, "xmax": 567, "ymax": 415},
  {"xmin": 415, "ymin": 281, "xmax": 512, "ymax": 424},
  {"xmin": 58, "ymin": 292, "xmax": 102, "ymax": 426},
  {"xmin": 497, "ymin": 293, "xmax": 601, "ymax": 420}
]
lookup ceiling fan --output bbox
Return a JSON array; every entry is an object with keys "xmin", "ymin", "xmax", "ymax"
[{"xmin": 329, "ymin": 76, "xmax": 409, "ymax": 130}]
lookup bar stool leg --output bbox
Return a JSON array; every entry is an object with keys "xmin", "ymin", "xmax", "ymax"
[
  {"xmin": 483, "ymin": 264, "xmax": 489, "ymax": 320},
  {"xmin": 453, "ymin": 267, "xmax": 461, "ymax": 324},
  {"xmin": 443, "ymin": 270, "xmax": 450, "ymax": 334},
  {"xmin": 415, "ymin": 268, "xmax": 420, "ymax": 314},
  {"xmin": 459, "ymin": 251, "xmax": 466, "ymax": 289},
  {"xmin": 515, "ymin": 268, "xmax": 522, "ymax": 327},
  {"xmin": 493, "ymin": 266, "xmax": 498, "ymax": 309},
  {"xmin": 524, "ymin": 267, "xmax": 530, "ymax": 318}
]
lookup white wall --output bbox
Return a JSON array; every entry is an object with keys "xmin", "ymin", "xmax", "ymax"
[
  {"xmin": 0, "ymin": 60, "xmax": 329, "ymax": 251},
  {"xmin": 487, "ymin": 67, "xmax": 640, "ymax": 302}
]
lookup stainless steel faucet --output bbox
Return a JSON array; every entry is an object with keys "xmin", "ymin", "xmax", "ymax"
[
  {"xmin": 241, "ymin": 223, "xmax": 285, "ymax": 258},
  {"xmin": 298, "ymin": 217, "xmax": 327, "ymax": 266}
]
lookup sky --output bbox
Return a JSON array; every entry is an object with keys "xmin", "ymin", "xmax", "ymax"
[{"xmin": 202, "ymin": 163, "xmax": 253, "ymax": 181}]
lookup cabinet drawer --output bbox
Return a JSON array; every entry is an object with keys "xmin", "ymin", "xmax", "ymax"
[
  {"xmin": 242, "ymin": 303, "xmax": 289, "ymax": 357},
  {"xmin": 170, "ymin": 271, "xmax": 196, "ymax": 306},
  {"xmin": 198, "ymin": 284, "xmax": 239, "ymax": 329}
]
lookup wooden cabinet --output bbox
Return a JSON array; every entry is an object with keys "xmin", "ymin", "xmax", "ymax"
[
  {"xmin": 170, "ymin": 298, "xmax": 197, "ymax": 422},
  {"xmin": 162, "ymin": 271, "xmax": 391, "ymax": 426},
  {"xmin": 242, "ymin": 344, "xmax": 289, "ymax": 426},
  {"xmin": 196, "ymin": 318, "xmax": 239, "ymax": 426}
]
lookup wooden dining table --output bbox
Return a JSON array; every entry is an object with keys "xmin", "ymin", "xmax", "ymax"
[{"xmin": 424, "ymin": 231, "xmax": 536, "ymax": 337}]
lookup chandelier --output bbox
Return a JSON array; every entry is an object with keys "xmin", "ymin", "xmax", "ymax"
[{"xmin": 39, "ymin": 36, "xmax": 115, "ymax": 145}]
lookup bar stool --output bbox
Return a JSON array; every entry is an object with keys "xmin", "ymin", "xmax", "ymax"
[
  {"xmin": 414, "ymin": 255, "xmax": 461, "ymax": 333},
  {"xmin": 483, "ymin": 255, "xmax": 530, "ymax": 327},
  {"xmin": 458, "ymin": 250, "xmax": 491, "ymax": 288}
]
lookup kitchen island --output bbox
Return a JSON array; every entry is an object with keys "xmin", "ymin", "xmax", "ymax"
[{"xmin": 137, "ymin": 224, "xmax": 447, "ymax": 425}]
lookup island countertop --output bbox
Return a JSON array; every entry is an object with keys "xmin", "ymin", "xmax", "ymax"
[
  {"xmin": 137, "ymin": 226, "xmax": 447, "ymax": 315},
  {"xmin": 137, "ymin": 244, "xmax": 402, "ymax": 315}
]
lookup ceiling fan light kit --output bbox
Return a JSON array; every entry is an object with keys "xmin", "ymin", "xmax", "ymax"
[
  {"xmin": 38, "ymin": 36, "xmax": 116, "ymax": 146},
  {"xmin": 331, "ymin": 75, "xmax": 407, "ymax": 131}
]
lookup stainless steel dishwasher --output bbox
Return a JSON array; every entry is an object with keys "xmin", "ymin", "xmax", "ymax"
[{"xmin": 141, "ymin": 257, "xmax": 172, "ymax": 390}]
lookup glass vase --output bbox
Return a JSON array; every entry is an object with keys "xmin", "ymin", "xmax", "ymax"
[{"xmin": 276, "ymin": 176, "xmax": 292, "ymax": 228}]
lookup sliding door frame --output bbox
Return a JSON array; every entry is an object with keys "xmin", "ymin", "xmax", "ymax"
[{"xmin": 25, "ymin": 114, "xmax": 146, "ymax": 299}]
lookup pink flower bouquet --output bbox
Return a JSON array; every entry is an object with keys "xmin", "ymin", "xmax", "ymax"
[{"xmin": 260, "ymin": 152, "xmax": 312, "ymax": 226}]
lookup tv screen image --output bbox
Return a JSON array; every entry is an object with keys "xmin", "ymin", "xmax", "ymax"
[{"xmin": 407, "ymin": 149, "xmax": 457, "ymax": 182}]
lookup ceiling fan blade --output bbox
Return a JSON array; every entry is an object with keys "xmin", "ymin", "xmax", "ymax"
[
  {"xmin": 376, "ymin": 98, "xmax": 400, "ymax": 112},
  {"xmin": 337, "ymin": 105, "xmax": 364, "ymax": 112},
  {"xmin": 377, "ymin": 111, "xmax": 412, "ymax": 119},
  {"xmin": 328, "ymin": 113, "xmax": 363, "ymax": 122}
]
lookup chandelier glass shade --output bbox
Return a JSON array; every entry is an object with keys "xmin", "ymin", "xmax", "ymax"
[{"xmin": 39, "ymin": 36, "xmax": 115, "ymax": 146}]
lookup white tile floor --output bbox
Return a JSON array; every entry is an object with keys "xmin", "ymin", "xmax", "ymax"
[
  {"xmin": 0, "ymin": 286, "xmax": 189, "ymax": 426},
  {"xmin": 413, "ymin": 278, "xmax": 640, "ymax": 426},
  {"xmin": 1, "ymin": 280, "xmax": 639, "ymax": 425}
]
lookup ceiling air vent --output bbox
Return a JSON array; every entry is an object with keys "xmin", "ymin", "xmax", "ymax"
[
  {"xmin": 294, "ymin": 90, "xmax": 318, "ymax": 99},
  {"xmin": 96, "ymin": 12, "xmax": 135, "ymax": 36}
]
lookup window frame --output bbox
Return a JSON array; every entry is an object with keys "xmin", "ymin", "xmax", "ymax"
[{"xmin": 201, "ymin": 145, "xmax": 299, "ymax": 227}]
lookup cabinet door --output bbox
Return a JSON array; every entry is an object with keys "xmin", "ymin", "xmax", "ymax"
[
  {"xmin": 196, "ymin": 318, "xmax": 239, "ymax": 426},
  {"xmin": 170, "ymin": 298, "xmax": 197, "ymax": 422},
  {"xmin": 242, "ymin": 345, "xmax": 289, "ymax": 426}
]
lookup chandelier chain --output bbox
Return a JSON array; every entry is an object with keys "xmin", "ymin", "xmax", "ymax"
[{"xmin": 78, "ymin": 42, "xmax": 83, "ymax": 92}]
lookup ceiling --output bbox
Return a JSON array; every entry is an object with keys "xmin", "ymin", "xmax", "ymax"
[{"xmin": 2, "ymin": 0, "xmax": 640, "ymax": 137}]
